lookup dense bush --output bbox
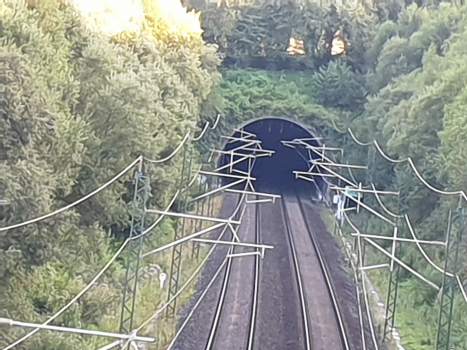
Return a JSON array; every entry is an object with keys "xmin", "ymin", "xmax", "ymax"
[
  {"xmin": 192, "ymin": 1, "xmax": 380, "ymax": 71},
  {"xmin": 334, "ymin": 3, "xmax": 467, "ymax": 348},
  {"xmin": 310, "ymin": 59, "xmax": 366, "ymax": 110},
  {"xmin": 0, "ymin": 1, "xmax": 220, "ymax": 349}
]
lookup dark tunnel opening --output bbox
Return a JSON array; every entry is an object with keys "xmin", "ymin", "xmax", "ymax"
[{"xmin": 218, "ymin": 118, "xmax": 327, "ymax": 197}]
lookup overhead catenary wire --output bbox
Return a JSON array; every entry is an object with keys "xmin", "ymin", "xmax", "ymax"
[
  {"xmin": 278, "ymin": 137, "xmax": 383, "ymax": 348},
  {"xmin": 456, "ymin": 275, "xmax": 467, "ymax": 303},
  {"xmin": 319, "ymin": 163, "xmax": 358, "ymax": 188},
  {"xmin": 136, "ymin": 223, "xmax": 230, "ymax": 332},
  {"xmin": 404, "ymin": 215, "xmax": 454, "ymax": 277},
  {"xmin": 344, "ymin": 212, "xmax": 440, "ymax": 290},
  {"xmin": 1, "ymin": 126, "xmax": 201, "ymax": 234},
  {"xmin": 0, "ymin": 319, "xmax": 154, "ymax": 343},
  {"xmin": 211, "ymin": 114, "xmax": 222, "ymax": 130},
  {"xmin": 408, "ymin": 158, "xmax": 467, "ymax": 201},
  {"xmin": 373, "ymin": 140, "xmax": 405, "ymax": 164},
  {"xmin": 193, "ymin": 122, "xmax": 210, "ymax": 141},
  {"xmin": 317, "ymin": 142, "xmax": 467, "ymax": 308},
  {"xmin": 319, "ymin": 124, "xmax": 467, "ymax": 205},
  {"xmin": 346, "ymin": 127, "xmax": 467, "ymax": 202},
  {"xmin": 341, "ymin": 128, "xmax": 467, "ymax": 302},
  {"xmin": 3, "ymin": 188, "xmax": 181, "ymax": 350},
  {"xmin": 0, "ymin": 157, "xmax": 143, "ymax": 233},
  {"xmin": 184, "ymin": 165, "xmax": 203, "ymax": 190},
  {"xmin": 2, "ymin": 240, "xmax": 130, "ymax": 350},
  {"xmin": 331, "ymin": 120, "xmax": 346, "ymax": 134},
  {"xmin": 3, "ymin": 113, "xmax": 220, "ymax": 349},
  {"xmin": 348, "ymin": 128, "xmax": 372, "ymax": 147},
  {"xmin": 141, "ymin": 190, "xmax": 181, "ymax": 237},
  {"xmin": 339, "ymin": 188, "xmax": 396, "ymax": 226},
  {"xmin": 95, "ymin": 340, "xmax": 123, "ymax": 350},
  {"xmin": 164, "ymin": 188, "xmax": 250, "ymax": 348},
  {"xmin": 363, "ymin": 237, "xmax": 440, "ymax": 290},
  {"xmin": 144, "ymin": 131, "xmax": 191, "ymax": 164},
  {"xmin": 347, "ymin": 166, "xmax": 359, "ymax": 184},
  {"xmin": 371, "ymin": 184, "xmax": 401, "ymax": 219},
  {"xmin": 304, "ymin": 127, "xmax": 466, "ymax": 344}
]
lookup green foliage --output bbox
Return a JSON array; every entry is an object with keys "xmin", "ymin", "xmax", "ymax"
[
  {"xmin": 207, "ymin": 68, "xmax": 344, "ymax": 144},
  {"xmin": 439, "ymin": 86, "xmax": 467, "ymax": 191},
  {"xmin": 310, "ymin": 59, "xmax": 366, "ymax": 110},
  {"xmin": 196, "ymin": 1, "xmax": 379, "ymax": 71},
  {"xmin": 0, "ymin": 1, "xmax": 220, "ymax": 349},
  {"xmin": 365, "ymin": 3, "xmax": 467, "ymax": 94},
  {"xmin": 365, "ymin": 20, "xmax": 398, "ymax": 67}
]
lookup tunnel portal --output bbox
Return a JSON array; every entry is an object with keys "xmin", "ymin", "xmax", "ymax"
[{"xmin": 218, "ymin": 117, "xmax": 327, "ymax": 196}]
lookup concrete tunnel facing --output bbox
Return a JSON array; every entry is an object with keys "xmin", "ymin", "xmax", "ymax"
[{"xmin": 217, "ymin": 117, "xmax": 327, "ymax": 197}]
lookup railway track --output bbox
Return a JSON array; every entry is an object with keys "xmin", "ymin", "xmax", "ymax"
[
  {"xmin": 248, "ymin": 198, "xmax": 260, "ymax": 350},
  {"xmin": 205, "ymin": 199, "xmax": 259, "ymax": 350},
  {"xmin": 291, "ymin": 194, "xmax": 350, "ymax": 350},
  {"xmin": 200, "ymin": 194, "xmax": 351, "ymax": 350},
  {"xmin": 280, "ymin": 196, "xmax": 312, "ymax": 350}
]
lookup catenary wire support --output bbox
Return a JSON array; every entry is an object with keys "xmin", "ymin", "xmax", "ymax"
[
  {"xmin": 192, "ymin": 174, "xmax": 205, "ymax": 259},
  {"xmin": 166, "ymin": 143, "xmax": 193, "ymax": 318},
  {"xmin": 366, "ymin": 146, "xmax": 376, "ymax": 187},
  {"xmin": 304, "ymin": 145, "xmax": 398, "ymax": 347},
  {"xmin": 383, "ymin": 193, "xmax": 406, "ymax": 345},
  {"xmin": 435, "ymin": 206, "xmax": 464, "ymax": 350},
  {"xmin": 208, "ymin": 176, "xmax": 215, "ymax": 221},
  {"xmin": 362, "ymin": 146, "xmax": 377, "ymax": 252},
  {"xmin": 0, "ymin": 318, "xmax": 155, "ymax": 344},
  {"xmin": 119, "ymin": 159, "xmax": 150, "ymax": 338}
]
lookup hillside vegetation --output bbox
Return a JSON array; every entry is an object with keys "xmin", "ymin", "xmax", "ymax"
[{"xmin": 0, "ymin": 0, "xmax": 220, "ymax": 349}]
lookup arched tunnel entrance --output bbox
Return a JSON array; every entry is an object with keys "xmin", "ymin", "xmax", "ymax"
[{"xmin": 217, "ymin": 117, "xmax": 327, "ymax": 197}]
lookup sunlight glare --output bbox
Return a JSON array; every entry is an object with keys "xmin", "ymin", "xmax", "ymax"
[
  {"xmin": 66, "ymin": 0, "xmax": 144, "ymax": 36},
  {"xmin": 66, "ymin": 0, "xmax": 202, "ymax": 37}
]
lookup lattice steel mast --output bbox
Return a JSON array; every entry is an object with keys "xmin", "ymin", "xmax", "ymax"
[
  {"xmin": 436, "ymin": 207, "xmax": 464, "ymax": 350},
  {"xmin": 120, "ymin": 159, "xmax": 150, "ymax": 335}
]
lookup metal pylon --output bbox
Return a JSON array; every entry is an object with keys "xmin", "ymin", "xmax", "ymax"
[
  {"xmin": 383, "ymin": 195, "xmax": 406, "ymax": 344},
  {"xmin": 436, "ymin": 208, "xmax": 464, "ymax": 350},
  {"xmin": 120, "ymin": 162, "xmax": 150, "ymax": 335},
  {"xmin": 166, "ymin": 144, "xmax": 193, "ymax": 318},
  {"xmin": 366, "ymin": 146, "xmax": 376, "ymax": 186},
  {"xmin": 192, "ymin": 177, "xmax": 207, "ymax": 259}
]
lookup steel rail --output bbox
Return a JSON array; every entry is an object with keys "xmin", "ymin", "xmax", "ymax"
[
  {"xmin": 296, "ymin": 196, "xmax": 351, "ymax": 350},
  {"xmin": 204, "ymin": 196, "xmax": 260, "ymax": 350},
  {"xmin": 247, "ymin": 198, "xmax": 261, "ymax": 350},
  {"xmin": 204, "ymin": 194, "xmax": 245, "ymax": 350},
  {"xmin": 280, "ymin": 197, "xmax": 312, "ymax": 350},
  {"xmin": 163, "ymin": 191, "xmax": 249, "ymax": 350},
  {"xmin": 203, "ymin": 245, "xmax": 234, "ymax": 350}
]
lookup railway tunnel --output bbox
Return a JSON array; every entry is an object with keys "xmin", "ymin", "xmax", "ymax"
[
  {"xmin": 175, "ymin": 118, "xmax": 373, "ymax": 350},
  {"xmin": 217, "ymin": 117, "xmax": 328, "ymax": 197}
]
